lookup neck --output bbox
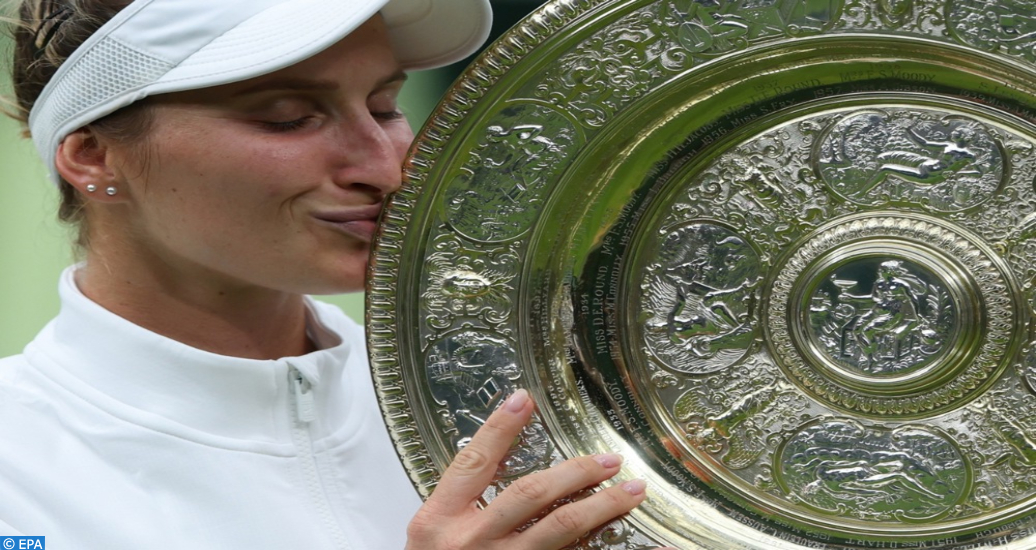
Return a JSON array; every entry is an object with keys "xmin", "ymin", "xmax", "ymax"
[{"xmin": 76, "ymin": 253, "xmax": 312, "ymax": 360}]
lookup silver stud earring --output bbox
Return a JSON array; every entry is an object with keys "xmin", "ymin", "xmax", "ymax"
[
  {"xmin": 105, "ymin": 187, "xmax": 118, "ymax": 196},
  {"xmin": 85, "ymin": 184, "xmax": 97, "ymax": 193}
]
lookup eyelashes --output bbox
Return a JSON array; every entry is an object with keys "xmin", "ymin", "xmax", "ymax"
[
  {"xmin": 259, "ymin": 118, "xmax": 313, "ymax": 132},
  {"xmin": 371, "ymin": 109, "xmax": 406, "ymax": 122},
  {"xmin": 259, "ymin": 109, "xmax": 405, "ymax": 133}
]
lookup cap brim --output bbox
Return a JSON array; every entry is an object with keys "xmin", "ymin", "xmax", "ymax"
[
  {"xmin": 151, "ymin": 0, "xmax": 382, "ymax": 94},
  {"xmin": 385, "ymin": 0, "xmax": 493, "ymax": 70},
  {"xmin": 152, "ymin": 0, "xmax": 491, "ymax": 94}
]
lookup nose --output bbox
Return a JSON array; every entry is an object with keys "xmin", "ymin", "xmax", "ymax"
[{"xmin": 329, "ymin": 114, "xmax": 412, "ymax": 196}]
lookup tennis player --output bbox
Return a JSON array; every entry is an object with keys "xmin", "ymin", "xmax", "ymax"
[{"xmin": 0, "ymin": 1, "xmax": 662, "ymax": 548}]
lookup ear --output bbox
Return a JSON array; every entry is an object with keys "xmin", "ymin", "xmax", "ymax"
[{"xmin": 54, "ymin": 128, "xmax": 126, "ymax": 201}]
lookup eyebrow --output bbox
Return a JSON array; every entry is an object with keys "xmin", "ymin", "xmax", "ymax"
[{"xmin": 232, "ymin": 71, "xmax": 409, "ymax": 97}]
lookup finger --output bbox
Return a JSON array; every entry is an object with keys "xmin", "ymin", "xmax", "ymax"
[
  {"xmin": 479, "ymin": 453, "xmax": 625, "ymax": 537},
  {"xmin": 518, "ymin": 479, "xmax": 649, "ymax": 549},
  {"xmin": 427, "ymin": 389, "xmax": 535, "ymax": 514}
]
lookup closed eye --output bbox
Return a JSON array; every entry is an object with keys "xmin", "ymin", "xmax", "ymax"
[
  {"xmin": 259, "ymin": 117, "xmax": 314, "ymax": 132},
  {"xmin": 371, "ymin": 109, "xmax": 405, "ymax": 121}
]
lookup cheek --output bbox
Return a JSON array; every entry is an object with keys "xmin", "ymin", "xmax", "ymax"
[
  {"xmin": 136, "ymin": 151, "xmax": 264, "ymax": 238},
  {"xmin": 154, "ymin": 132, "xmax": 311, "ymax": 201}
]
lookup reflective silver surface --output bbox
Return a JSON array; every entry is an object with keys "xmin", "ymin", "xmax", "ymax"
[{"xmin": 368, "ymin": 0, "xmax": 1036, "ymax": 547}]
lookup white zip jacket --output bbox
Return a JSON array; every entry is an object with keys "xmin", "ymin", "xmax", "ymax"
[{"xmin": 0, "ymin": 268, "xmax": 421, "ymax": 549}]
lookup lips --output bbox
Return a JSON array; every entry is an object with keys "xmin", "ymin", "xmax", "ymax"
[
  {"xmin": 313, "ymin": 203, "xmax": 383, "ymax": 224},
  {"xmin": 313, "ymin": 204, "xmax": 384, "ymax": 241}
]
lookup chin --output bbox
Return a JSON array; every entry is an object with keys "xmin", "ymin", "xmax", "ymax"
[{"xmin": 300, "ymin": 265, "xmax": 368, "ymax": 295}]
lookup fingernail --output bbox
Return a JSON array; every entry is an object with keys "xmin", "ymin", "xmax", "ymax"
[
  {"xmin": 621, "ymin": 479, "xmax": 647, "ymax": 495},
  {"xmin": 593, "ymin": 453, "xmax": 623, "ymax": 468},
  {"xmin": 504, "ymin": 389, "xmax": 529, "ymax": 413}
]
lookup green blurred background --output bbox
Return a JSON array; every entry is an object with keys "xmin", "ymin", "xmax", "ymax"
[{"xmin": 0, "ymin": 0, "xmax": 546, "ymax": 358}]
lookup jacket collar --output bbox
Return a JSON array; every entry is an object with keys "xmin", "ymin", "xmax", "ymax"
[{"xmin": 27, "ymin": 267, "xmax": 356, "ymax": 447}]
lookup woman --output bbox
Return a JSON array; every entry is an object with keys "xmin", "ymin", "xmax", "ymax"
[{"xmin": 0, "ymin": 0, "xmax": 661, "ymax": 548}]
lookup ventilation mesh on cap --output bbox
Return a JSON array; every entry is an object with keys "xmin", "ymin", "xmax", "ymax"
[{"xmin": 33, "ymin": 36, "xmax": 173, "ymax": 156}]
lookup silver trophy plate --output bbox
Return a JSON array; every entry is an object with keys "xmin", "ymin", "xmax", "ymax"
[{"xmin": 367, "ymin": 0, "xmax": 1036, "ymax": 547}]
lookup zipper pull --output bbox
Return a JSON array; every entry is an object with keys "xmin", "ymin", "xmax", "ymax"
[{"xmin": 292, "ymin": 368, "xmax": 315, "ymax": 423}]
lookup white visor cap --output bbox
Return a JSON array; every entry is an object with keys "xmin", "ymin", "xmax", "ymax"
[{"xmin": 29, "ymin": 0, "xmax": 493, "ymax": 185}]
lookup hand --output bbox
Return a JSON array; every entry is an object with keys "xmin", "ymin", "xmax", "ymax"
[{"xmin": 405, "ymin": 389, "xmax": 675, "ymax": 550}]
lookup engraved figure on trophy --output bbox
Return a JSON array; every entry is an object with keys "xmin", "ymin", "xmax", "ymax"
[
  {"xmin": 664, "ymin": 1, "xmax": 750, "ymax": 54},
  {"xmin": 425, "ymin": 330, "xmax": 553, "ymax": 477},
  {"xmin": 852, "ymin": 261, "xmax": 934, "ymax": 361},
  {"xmin": 420, "ymin": 234, "xmax": 519, "ymax": 331},
  {"xmin": 777, "ymin": 420, "xmax": 969, "ymax": 521},
  {"xmin": 533, "ymin": 2, "xmax": 713, "ymax": 127},
  {"xmin": 818, "ymin": 110, "xmax": 1003, "ymax": 211},
  {"xmin": 875, "ymin": 126, "xmax": 977, "ymax": 183},
  {"xmin": 992, "ymin": 410, "xmax": 1036, "ymax": 469},
  {"xmin": 444, "ymin": 104, "xmax": 579, "ymax": 242},
  {"xmin": 948, "ymin": 0, "xmax": 1036, "ymax": 62},
  {"xmin": 731, "ymin": 0, "xmax": 844, "ymax": 36},
  {"xmin": 673, "ymin": 363, "xmax": 808, "ymax": 471},
  {"xmin": 809, "ymin": 259, "xmax": 953, "ymax": 374},
  {"xmin": 643, "ymin": 223, "xmax": 762, "ymax": 374},
  {"xmin": 681, "ymin": 121, "xmax": 834, "ymax": 245},
  {"xmin": 681, "ymin": 377, "xmax": 777, "ymax": 470},
  {"xmin": 954, "ymin": 383, "xmax": 1036, "ymax": 511},
  {"xmin": 978, "ymin": 383, "xmax": 1036, "ymax": 469},
  {"xmin": 664, "ymin": 0, "xmax": 846, "ymax": 65},
  {"xmin": 531, "ymin": 0, "xmax": 845, "ymax": 128},
  {"xmin": 877, "ymin": 0, "xmax": 913, "ymax": 26}
]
